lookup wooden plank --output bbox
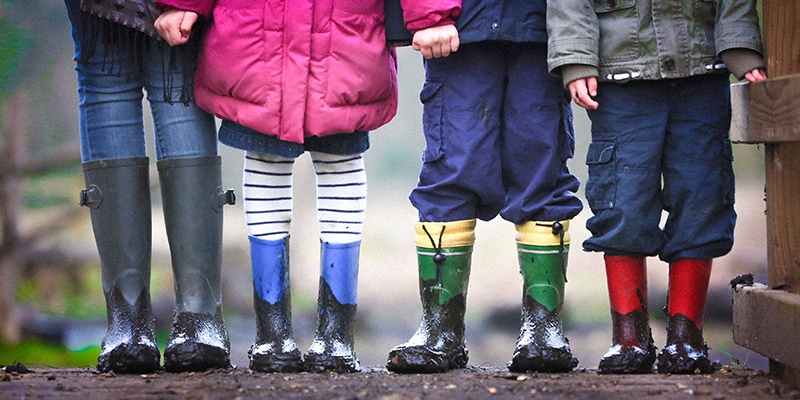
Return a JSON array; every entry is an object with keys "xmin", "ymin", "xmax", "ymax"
[
  {"xmin": 766, "ymin": 142, "xmax": 800, "ymax": 291},
  {"xmin": 732, "ymin": 284, "xmax": 800, "ymax": 370},
  {"xmin": 730, "ymin": 75, "xmax": 800, "ymax": 143}
]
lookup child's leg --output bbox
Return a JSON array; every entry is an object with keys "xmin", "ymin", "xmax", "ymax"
[
  {"xmin": 392, "ymin": 43, "xmax": 503, "ymax": 373},
  {"xmin": 657, "ymin": 74, "xmax": 733, "ymax": 374},
  {"xmin": 243, "ymin": 152, "xmax": 303, "ymax": 372},
  {"xmin": 598, "ymin": 255, "xmax": 656, "ymax": 374},
  {"xmin": 501, "ymin": 43, "xmax": 582, "ymax": 373},
  {"xmin": 303, "ymin": 152, "xmax": 366, "ymax": 373}
]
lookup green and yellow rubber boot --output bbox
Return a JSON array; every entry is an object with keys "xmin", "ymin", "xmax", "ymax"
[
  {"xmin": 386, "ymin": 219, "xmax": 475, "ymax": 373},
  {"xmin": 508, "ymin": 220, "xmax": 579, "ymax": 373}
]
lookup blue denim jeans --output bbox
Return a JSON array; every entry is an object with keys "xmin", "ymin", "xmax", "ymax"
[
  {"xmin": 65, "ymin": 0, "xmax": 217, "ymax": 162},
  {"xmin": 583, "ymin": 74, "xmax": 735, "ymax": 263},
  {"xmin": 409, "ymin": 42, "xmax": 582, "ymax": 225}
]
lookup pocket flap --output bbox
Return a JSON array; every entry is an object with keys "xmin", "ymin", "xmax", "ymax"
[
  {"xmin": 594, "ymin": 0, "xmax": 635, "ymax": 13},
  {"xmin": 419, "ymin": 81, "xmax": 443, "ymax": 104},
  {"xmin": 586, "ymin": 142, "xmax": 615, "ymax": 165}
]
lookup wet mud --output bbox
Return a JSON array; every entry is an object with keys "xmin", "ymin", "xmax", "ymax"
[
  {"xmin": 657, "ymin": 313, "xmax": 715, "ymax": 374},
  {"xmin": 249, "ymin": 293, "xmax": 303, "ymax": 373},
  {"xmin": 303, "ymin": 278, "xmax": 359, "ymax": 373},
  {"xmin": 598, "ymin": 309, "xmax": 657, "ymax": 374},
  {"xmin": 97, "ymin": 288, "xmax": 160, "ymax": 374},
  {"xmin": 508, "ymin": 296, "xmax": 578, "ymax": 373},
  {"xmin": 163, "ymin": 309, "xmax": 231, "ymax": 373},
  {"xmin": 387, "ymin": 292, "xmax": 469, "ymax": 374}
]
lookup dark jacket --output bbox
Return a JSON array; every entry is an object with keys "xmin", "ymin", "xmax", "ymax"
[{"xmin": 400, "ymin": 0, "xmax": 548, "ymax": 44}]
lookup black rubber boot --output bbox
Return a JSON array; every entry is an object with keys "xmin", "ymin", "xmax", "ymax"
[
  {"xmin": 81, "ymin": 157, "xmax": 160, "ymax": 374},
  {"xmin": 304, "ymin": 241, "xmax": 361, "ymax": 373},
  {"xmin": 158, "ymin": 156, "xmax": 235, "ymax": 372},
  {"xmin": 387, "ymin": 220, "xmax": 473, "ymax": 374},
  {"xmin": 508, "ymin": 221, "xmax": 578, "ymax": 373},
  {"xmin": 248, "ymin": 235, "xmax": 303, "ymax": 373},
  {"xmin": 657, "ymin": 313, "xmax": 714, "ymax": 374}
]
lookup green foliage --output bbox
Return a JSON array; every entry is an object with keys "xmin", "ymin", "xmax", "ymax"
[
  {"xmin": 0, "ymin": 340, "xmax": 100, "ymax": 369},
  {"xmin": 0, "ymin": 6, "xmax": 32, "ymax": 97}
]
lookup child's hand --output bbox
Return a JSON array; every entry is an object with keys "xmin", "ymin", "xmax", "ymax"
[
  {"xmin": 154, "ymin": 9, "xmax": 198, "ymax": 46},
  {"xmin": 568, "ymin": 77, "xmax": 599, "ymax": 110},
  {"xmin": 412, "ymin": 25, "xmax": 459, "ymax": 59},
  {"xmin": 744, "ymin": 68, "xmax": 767, "ymax": 82}
]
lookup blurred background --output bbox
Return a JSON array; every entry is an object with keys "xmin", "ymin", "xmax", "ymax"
[{"xmin": 0, "ymin": 0, "xmax": 770, "ymax": 371}]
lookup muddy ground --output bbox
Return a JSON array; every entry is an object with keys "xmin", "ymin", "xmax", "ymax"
[{"xmin": 1, "ymin": 364, "xmax": 798, "ymax": 400}]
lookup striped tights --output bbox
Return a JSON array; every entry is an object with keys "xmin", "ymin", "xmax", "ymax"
[{"xmin": 243, "ymin": 151, "xmax": 367, "ymax": 244}]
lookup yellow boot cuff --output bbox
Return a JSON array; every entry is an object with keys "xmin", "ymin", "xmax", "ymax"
[
  {"xmin": 415, "ymin": 219, "xmax": 477, "ymax": 249},
  {"xmin": 515, "ymin": 220, "xmax": 571, "ymax": 246}
]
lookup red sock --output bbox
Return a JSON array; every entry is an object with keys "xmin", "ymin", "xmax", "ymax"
[
  {"xmin": 668, "ymin": 258, "xmax": 712, "ymax": 329},
  {"xmin": 604, "ymin": 256, "xmax": 647, "ymax": 315}
]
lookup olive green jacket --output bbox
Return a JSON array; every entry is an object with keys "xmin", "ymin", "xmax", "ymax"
[{"xmin": 546, "ymin": 0, "xmax": 764, "ymax": 84}]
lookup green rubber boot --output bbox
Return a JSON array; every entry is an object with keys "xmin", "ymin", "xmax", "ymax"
[
  {"xmin": 386, "ymin": 220, "xmax": 475, "ymax": 373},
  {"xmin": 80, "ymin": 157, "xmax": 160, "ymax": 374},
  {"xmin": 508, "ymin": 220, "xmax": 578, "ymax": 373},
  {"xmin": 159, "ymin": 156, "xmax": 235, "ymax": 372}
]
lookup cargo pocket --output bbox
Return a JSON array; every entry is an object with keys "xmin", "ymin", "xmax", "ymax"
[
  {"xmin": 420, "ymin": 81, "xmax": 445, "ymax": 162},
  {"xmin": 585, "ymin": 141, "xmax": 616, "ymax": 210}
]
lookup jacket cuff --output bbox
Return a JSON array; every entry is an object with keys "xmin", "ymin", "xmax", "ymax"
[
  {"xmin": 560, "ymin": 65, "xmax": 599, "ymax": 89},
  {"xmin": 720, "ymin": 49, "xmax": 766, "ymax": 80},
  {"xmin": 156, "ymin": 0, "xmax": 213, "ymax": 16}
]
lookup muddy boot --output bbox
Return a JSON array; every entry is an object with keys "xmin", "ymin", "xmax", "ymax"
[
  {"xmin": 386, "ymin": 220, "xmax": 475, "ymax": 374},
  {"xmin": 81, "ymin": 157, "xmax": 160, "ymax": 374},
  {"xmin": 598, "ymin": 255, "xmax": 657, "ymax": 374},
  {"xmin": 248, "ymin": 235, "xmax": 303, "ymax": 372},
  {"xmin": 159, "ymin": 156, "xmax": 235, "ymax": 372},
  {"xmin": 304, "ymin": 241, "xmax": 361, "ymax": 373},
  {"xmin": 657, "ymin": 258, "xmax": 714, "ymax": 374},
  {"xmin": 508, "ymin": 221, "xmax": 578, "ymax": 373}
]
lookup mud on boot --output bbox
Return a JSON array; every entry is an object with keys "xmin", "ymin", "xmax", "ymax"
[
  {"xmin": 508, "ymin": 221, "xmax": 577, "ymax": 373},
  {"xmin": 387, "ymin": 293, "xmax": 469, "ymax": 373},
  {"xmin": 508, "ymin": 298, "xmax": 577, "ymax": 373},
  {"xmin": 248, "ymin": 296, "xmax": 303, "ymax": 373},
  {"xmin": 303, "ymin": 279, "xmax": 360, "ymax": 373},
  {"xmin": 164, "ymin": 309, "xmax": 231, "ymax": 372},
  {"xmin": 657, "ymin": 313, "xmax": 714, "ymax": 374},
  {"xmin": 598, "ymin": 309, "xmax": 657, "ymax": 374},
  {"xmin": 97, "ymin": 288, "xmax": 160, "ymax": 374}
]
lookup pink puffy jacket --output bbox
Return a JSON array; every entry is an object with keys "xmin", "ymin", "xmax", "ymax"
[{"xmin": 160, "ymin": 0, "xmax": 399, "ymax": 144}]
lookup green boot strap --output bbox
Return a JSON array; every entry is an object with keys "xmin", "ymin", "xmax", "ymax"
[
  {"xmin": 516, "ymin": 220, "xmax": 571, "ymax": 312},
  {"xmin": 416, "ymin": 220, "xmax": 475, "ymax": 305}
]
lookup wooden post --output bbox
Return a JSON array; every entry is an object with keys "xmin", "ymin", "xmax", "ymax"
[{"xmin": 762, "ymin": 0, "xmax": 800, "ymax": 385}]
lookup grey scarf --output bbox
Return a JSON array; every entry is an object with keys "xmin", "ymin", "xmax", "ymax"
[{"xmin": 80, "ymin": 0, "xmax": 162, "ymax": 37}]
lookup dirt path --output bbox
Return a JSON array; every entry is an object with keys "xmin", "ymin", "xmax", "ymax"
[{"xmin": 1, "ymin": 365, "xmax": 798, "ymax": 400}]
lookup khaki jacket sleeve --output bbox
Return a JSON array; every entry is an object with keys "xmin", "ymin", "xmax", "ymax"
[
  {"xmin": 546, "ymin": 0, "xmax": 600, "ymax": 76},
  {"xmin": 714, "ymin": 0, "xmax": 764, "ymax": 55}
]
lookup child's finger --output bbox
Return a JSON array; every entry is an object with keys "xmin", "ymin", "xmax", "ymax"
[{"xmin": 180, "ymin": 12, "xmax": 197, "ymax": 38}]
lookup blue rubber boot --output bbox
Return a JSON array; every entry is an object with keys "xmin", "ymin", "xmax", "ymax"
[
  {"xmin": 248, "ymin": 235, "xmax": 303, "ymax": 372},
  {"xmin": 304, "ymin": 240, "xmax": 361, "ymax": 373}
]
